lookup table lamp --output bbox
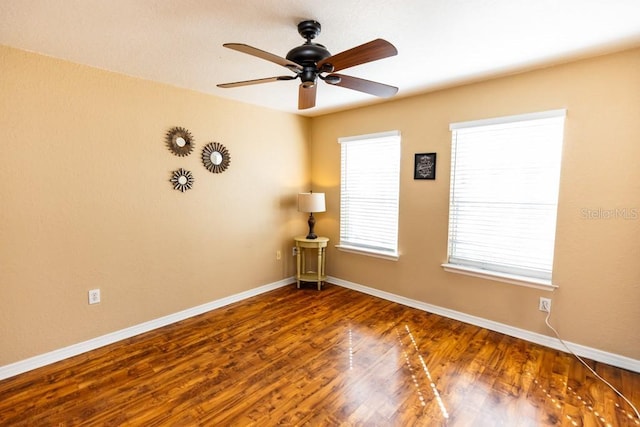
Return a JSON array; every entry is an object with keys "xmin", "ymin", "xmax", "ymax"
[{"xmin": 298, "ymin": 192, "xmax": 326, "ymax": 239}]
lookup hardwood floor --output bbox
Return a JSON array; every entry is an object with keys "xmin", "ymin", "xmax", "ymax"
[{"xmin": 0, "ymin": 284, "xmax": 638, "ymax": 426}]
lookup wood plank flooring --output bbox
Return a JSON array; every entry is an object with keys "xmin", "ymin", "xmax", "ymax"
[{"xmin": 0, "ymin": 284, "xmax": 638, "ymax": 426}]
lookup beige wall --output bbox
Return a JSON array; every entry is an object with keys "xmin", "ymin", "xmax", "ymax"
[
  {"xmin": 0, "ymin": 45, "xmax": 309, "ymax": 365},
  {"xmin": 311, "ymin": 48, "xmax": 640, "ymax": 360}
]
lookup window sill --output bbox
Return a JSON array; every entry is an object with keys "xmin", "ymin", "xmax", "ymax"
[
  {"xmin": 441, "ymin": 263, "xmax": 557, "ymax": 291},
  {"xmin": 336, "ymin": 245, "xmax": 399, "ymax": 261}
]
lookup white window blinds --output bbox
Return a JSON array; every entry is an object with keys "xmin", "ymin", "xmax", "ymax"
[
  {"xmin": 447, "ymin": 110, "xmax": 566, "ymax": 281},
  {"xmin": 339, "ymin": 131, "xmax": 401, "ymax": 257}
]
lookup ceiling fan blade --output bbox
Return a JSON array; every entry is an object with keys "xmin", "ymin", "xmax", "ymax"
[
  {"xmin": 217, "ymin": 75, "xmax": 296, "ymax": 88},
  {"xmin": 223, "ymin": 43, "xmax": 303, "ymax": 72},
  {"xmin": 317, "ymin": 39, "xmax": 397, "ymax": 72},
  {"xmin": 298, "ymin": 84, "xmax": 317, "ymax": 110},
  {"xmin": 327, "ymin": 74, "xmax": 398, "ymax": 98}
]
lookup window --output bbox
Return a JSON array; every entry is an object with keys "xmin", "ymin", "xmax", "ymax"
[
  {"xmin": 445, "ymin": 109, "xmax": 566, "ymax": 287},
  {"xmin": 338, "ymin": 130, "xmax": 401, "ymax": 259}
]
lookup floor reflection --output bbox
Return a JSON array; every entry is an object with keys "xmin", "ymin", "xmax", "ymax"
[
  {"xmin": 348, "ymin": 326, "xmax": 353, "ymax": 370},
  {"xmin": 345, "ymin": 321, "xmax": 404, "ymax": 419},
  {"xmin": 345, "ymin": 320, "xmax": 450, "ymax": 421},
  {"xmin": 339, "ymin": 294, "xmax": 639, "ymax": 425},
  {"xmin": 396, "ymin": 324, "xmax": 450, "ymax": 419}
]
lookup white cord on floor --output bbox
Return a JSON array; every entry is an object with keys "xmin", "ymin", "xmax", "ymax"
[{"xmin": 545, "ymin": 310, "xmax": 640, "ymax": 421}]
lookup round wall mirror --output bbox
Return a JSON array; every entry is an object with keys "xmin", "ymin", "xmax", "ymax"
[
  {"xmin": 166, "ymin": 127, "xmax": 194, "ymax": 156},
  {"xmin": 202, "ymin": 142, "xmax": 231, "ymax": 173},
  {"xmin": 170, "ymin": 168, "xmax": 194, "ymax": 192}
]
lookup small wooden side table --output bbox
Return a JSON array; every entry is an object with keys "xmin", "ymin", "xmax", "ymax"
[{"xmin": 294, "ymin": 236, "xmax": 329, "ymax": 290}]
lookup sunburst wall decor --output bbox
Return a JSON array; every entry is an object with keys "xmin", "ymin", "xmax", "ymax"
[
  {"xmin": 166, "ymin": 127, "xmax": 194, "ymax": 157},
  {"xmin": 170, "ymin": 168, "xmax": 194, "ymax": 192},
  {"xmin": 202, "ymin": 142, "xmax": 231, "ymax": 174}
]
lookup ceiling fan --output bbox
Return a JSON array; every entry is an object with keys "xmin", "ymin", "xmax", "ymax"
[{"xmin": 217, "ymin": 20, "xmax": 399, "ymax": 110}]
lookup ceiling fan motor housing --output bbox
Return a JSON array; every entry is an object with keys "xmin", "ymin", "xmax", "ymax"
[
  {"xmin": 287, "ymin": 43, "xmax": 331, "ymax": 85},
  {"xmin": 286, "ymin": 43, "xmax": 331, "ymax": 65}
]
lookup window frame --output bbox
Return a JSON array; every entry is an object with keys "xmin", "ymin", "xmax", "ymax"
[
  {"xmin": 442, "ymin": 109, "xmax": 566, "ymax": 290},
  {"xmin": 337, "ymin": 130, "xmax": 401, "ymax": 261}
]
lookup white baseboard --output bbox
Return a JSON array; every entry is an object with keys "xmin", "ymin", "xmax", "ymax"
[
  {"xmin": 0, "ymin": 278, "xmax": 293, "ymax": 381},
  {"xmin": 328, "ymin": 276, "xmax": 640, "ymax": 374},
  {"xmin": 3, "ymin": 275, "xmax": 637, "ymax": 381}
]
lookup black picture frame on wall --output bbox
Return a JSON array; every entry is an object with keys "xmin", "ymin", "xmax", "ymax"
[{"xmin": 414, "ymin": 153, "xmax": 437, "ymax": 180}]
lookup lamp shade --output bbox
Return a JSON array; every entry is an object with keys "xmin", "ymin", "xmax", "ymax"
[{"xmin": 298, "ymin": 192, "xmax": 326, "ymax": 213}]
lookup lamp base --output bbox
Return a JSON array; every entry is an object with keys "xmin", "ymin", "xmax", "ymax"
[{"xmin": 306, "ymin": 213, "xmax": 318, "ymax": 239}]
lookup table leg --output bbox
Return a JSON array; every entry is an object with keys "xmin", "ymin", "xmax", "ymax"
[
  {"xmin": 296, "ymin": 245, "xmax": 301, "ymax": 289},
  {"xmin": 317, "ymin": 247, "xmax": 322, "ymax": 290}
]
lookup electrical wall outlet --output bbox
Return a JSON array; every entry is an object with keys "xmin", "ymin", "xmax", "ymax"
[
  {"xmin": 292, "ymin": 247, "xmax": 298, "ymax": 256},
  {"xmin": 539, "ymin": 297, "xmax": 551, "ymax": 313},
  {"xmin": 88, "ymin": 289, "xmax": 101, "ymax": 305},
  {"xmin": 276, "ymin": 250, "xmax": 282, "ymax": 260}
]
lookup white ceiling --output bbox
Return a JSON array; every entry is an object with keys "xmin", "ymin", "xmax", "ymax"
[{"xmin": 1, "ymin": 0, "xmax": 639, "ymax": 116}]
